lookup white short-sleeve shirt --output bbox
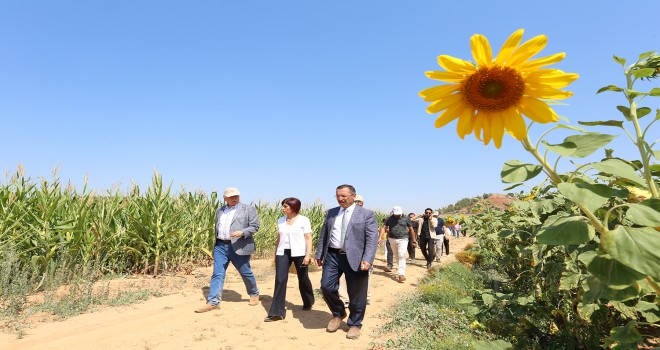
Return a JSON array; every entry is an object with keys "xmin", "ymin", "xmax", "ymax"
[{"xmin": 276, "ymin": 215, "xmax": 312, "ymax": 257}]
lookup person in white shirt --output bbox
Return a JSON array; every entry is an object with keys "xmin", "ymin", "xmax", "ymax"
[{"xmin": 264, "ymin": 197, "xmax": 315, "ymax": 322}]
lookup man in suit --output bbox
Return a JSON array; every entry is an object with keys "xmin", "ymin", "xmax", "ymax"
[
  {"xmin": 314, "ymin": 185, "xmax": 378, "ymax": 340},
  {"xmin": 196, "ymin": 187, "xmax": 260, "ymax": 313}
]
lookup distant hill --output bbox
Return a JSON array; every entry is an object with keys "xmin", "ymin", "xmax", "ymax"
[{"xmin": 439, "ymin": 193, "xmax": 518, "ymax": 215}]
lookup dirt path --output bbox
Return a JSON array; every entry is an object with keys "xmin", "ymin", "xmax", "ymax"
[{"xmin": 1, "ymin": 237, "xmax": 475, "ymax": 350}]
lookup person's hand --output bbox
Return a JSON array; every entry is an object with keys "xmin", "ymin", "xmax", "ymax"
[
  {"xmin": 229, "ymin": 231, "xmax": 243, "ymax": 238},
  {"xmin": 315, "ymin": 258, "xmax": 323, "ymax": 267},
  {"xmin": 359, "ymin": 260, "xmax": 371, "ymax": 271},
  {"xmin": 302, "ymin": 256, "xmax": 311, "ymax": 266},
  {"xmin": 412, "ymin": 241, "xmax": 418, "ymax": 248}
]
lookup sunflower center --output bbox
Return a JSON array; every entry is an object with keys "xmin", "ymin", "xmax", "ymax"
[{"xmin": 462, "ymin": 66, "xmax": 525, "ymax": 112}]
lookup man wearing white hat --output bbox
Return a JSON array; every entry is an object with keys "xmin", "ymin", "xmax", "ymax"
[
  {"xmin": 381, "ymin": 206, "xmax": 416, "ymax": 283},
  {"xmin": 196, "ymin": 187, "xmax": 261, "ymax": 313}
]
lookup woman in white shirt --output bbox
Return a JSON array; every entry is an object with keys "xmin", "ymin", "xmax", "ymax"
[{"xmin": 264, "ymin": 197, "xmax": 315, "ymax": 322}]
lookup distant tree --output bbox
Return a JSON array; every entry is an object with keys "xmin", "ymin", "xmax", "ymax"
[{"xmin": 482, "ymin": 193, "xmax": 489, "ymax": 199}]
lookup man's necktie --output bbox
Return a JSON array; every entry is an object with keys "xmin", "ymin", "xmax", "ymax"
[{"xmin": 340, "ymin": 209, "xmax": 349, "ymax": 249}]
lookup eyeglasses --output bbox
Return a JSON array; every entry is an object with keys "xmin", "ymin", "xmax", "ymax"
[
  {"xmin": 355, "ymin": 200, "xmax": 363, "ymax": 203},
  {"xmin": 424, "ymin": 212, "xmax": 432, "ymax": 215},
  {"xmin": 335, "ymin": 195, "xmax": 354, "ymax": 199}
]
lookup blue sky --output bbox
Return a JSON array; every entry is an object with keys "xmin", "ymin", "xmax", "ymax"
[{"xmin": 1, "ymin": 1, "xmax": 658, "ymax": 213}]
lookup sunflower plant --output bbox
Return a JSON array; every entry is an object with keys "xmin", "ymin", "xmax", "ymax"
[{"xmin": 421, "ymin": 30, "xmax": 659, "ymax": 349}]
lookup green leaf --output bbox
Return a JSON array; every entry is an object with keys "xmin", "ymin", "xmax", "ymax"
[
  {"xmin": 613, "ymin": 55, "xmax": 627, "ymax": 66},
  {"xmin": 502, "ymin": 183, "xmax": 524, "ymax": 191},
  {"xmin": 638, "ymin": 51, "xmax": 654, "ymax": 60},
  {"xmin": 585, "ymin": 253, "xmax": 645, "ymax": 288},
  {"xmin": 577, "ymin": 302, "xmax": 600, "ymax": 321},
  {"xmin": 656, "ymin": 109, "xmax": 660, "ymax": 121},
  {"xmin": 602, "ymin": 226, "xmax": 660, "ymax": 280},
  {"xmin": 596, "ymin": 84, "xmax": 624, "ymax": 94},
  {"xmin": 604, "ymin": 321, "xmax": 642, "ymax": 347},
  {"xmin": 542, "ymin": 140, "xmax": 577, "ymax": 156},
  {"xmin": 636, "ymin": 301, "xmax": 660, "ymax": 323},
  {"xmin": 473, "ymin": 340, "xmax": 513, "ymax": 350},
  {"xmin": 626, "ymin": 199, "xmax": 660, "ymax": 226},
  {"xmin": 591, "ymin": 158, "xmax": 647, "ymax": 186},
  {"xmin": 632, "ymin": 68, "xmax": 657, "ymax": 79},
  {"xmin": 544, "ymin": 133, "xmax": 617, "ymax": 158},
  {"xmin": 636, "ymin": 107, "xmax": 652, "ymax": 119},
  {"xmin": 501, "ymin": 160, "xmax": 543, "ymax": 183},
  {"xmin": 582, "ymin": 276, "xmax": 640, "ymax": 302},
  {"xmin": 557, "ymin": 182, "xmax": 612, "ymax": 213},
  {"xmin": 649, "ymin": 88, "xmax": 660, "ymax": 96},
  {"xmin": 578, "ymin": 120, "xmax": 624, "ymax": 128},
  {"xmin": 536, "ymin": 214, "xmax": 594, "ymax": 245},
  {"xmin": 567, "ymin": 133, "xmax": 618, "ymax": 158},
  {"xmin": 626, "ymin": 89, "xmax": 643, "ymax": 99}
]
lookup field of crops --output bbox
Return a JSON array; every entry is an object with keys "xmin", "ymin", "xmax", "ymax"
[{"xmin": 0, "ymin": 169, "xmax": 356, "ymax": 292}]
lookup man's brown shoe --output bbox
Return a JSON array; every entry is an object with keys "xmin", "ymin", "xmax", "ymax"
[
  {"xmin": 346, "ymin": 326, "xmax": 361, "ymax": 339},
  {"xmin": 398, "ymin": 275, "xmax": 406, "ymax": 283},
  {"xmin": 195, "ymin": 303, "xmax": 219, "ymax": 313},
  {"xmin": 384, "ymin": 267, "xmax": 392, "ymax": 272},
  {"xmin": 248, "ymin": 295, "xmax": 260, "ymax": 306},
  {"xmin": 326, "ymin": 315, "xmax": 346, "ymax": 332}
]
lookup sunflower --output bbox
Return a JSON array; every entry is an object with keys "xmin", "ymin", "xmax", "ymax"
[{"xmin": 419, "ymin": 29, "xmax": 578, "ymax": 148}]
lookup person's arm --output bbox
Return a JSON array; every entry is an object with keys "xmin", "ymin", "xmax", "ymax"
[
  {"xmin": 230, "ymin": 205, "xmax": 260, "ymax": 238},
  {"xmin": 360, "ymin": 210, "xmax": 379, "ymax": 270},
  {"xmin": 303, "ymin": 233, "xmax": 313, "ymax": 265},
  {"xmin": 409, "ymin": 226, "xmax": 417, "ymax": 246},
  {"xmin": 378, "ymin": 225, "xmax": 388, "ymax": 244},
  {"xmin": 315, "ymin": 215, "xmax": 329, "ymax": 266}
]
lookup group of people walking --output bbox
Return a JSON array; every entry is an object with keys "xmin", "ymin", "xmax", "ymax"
[
  {"xmin": 194, "ymin": 184, "xmax": 461, "ymax": 341},
  {"xmin": 195, "ymin": 184, "xmax": 377, "ymax": 340},
  {"xmin": 379, "ymin": 207, "xmax": 455, "ymax": 282}
]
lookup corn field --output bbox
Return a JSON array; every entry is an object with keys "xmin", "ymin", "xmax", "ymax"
[{"xmin": 0, "ymin": 168, "xmax": 363, "ymax": 292}]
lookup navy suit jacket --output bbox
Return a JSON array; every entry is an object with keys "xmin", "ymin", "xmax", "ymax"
[{"xmin": 315, "ymin": 205, "xmax": 379, "ymax": 271}]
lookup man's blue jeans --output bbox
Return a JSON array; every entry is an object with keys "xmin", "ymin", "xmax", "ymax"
[{"xmin": 207, "ymin": 240, "xmax": 259, "ymax": 306}]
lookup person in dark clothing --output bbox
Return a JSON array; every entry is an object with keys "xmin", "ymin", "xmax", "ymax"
[
  {"xmin": 407, "ymin": 213, "xmax": 418, "ymax": 262},
  {"xmin": 415, "ymin": 208, "xmax": 438, "ymax": 268}
]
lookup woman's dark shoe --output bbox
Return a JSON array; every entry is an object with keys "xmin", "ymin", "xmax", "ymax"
[
  {"xmin": 264, "ymin": 315, "xmax": 284, "ymax": 322},
  {"xmin": 302, "ymin": 304, "xmax": 313, "ymax": 311}
]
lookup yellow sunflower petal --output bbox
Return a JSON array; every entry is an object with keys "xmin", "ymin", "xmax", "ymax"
[
  {"xmin": 481, "ymin": 112, "xmax": 493, "ymax": 145},
  {"xmin": 519, "ymin": 96, "xmax": 558, "ymax": 123},
  {"xmin": 470, "ymin": 34, "xmax": 493, "ymax": 67},
  {"xmin": 494, "ymin": 29, "xmax": 524, "ymax": 65},
  {"xmin": 526, "ymin": 70, "xmax": 579, "ymax": 89},
  {"xmin": 472, "ymin": 111, "xmax": 485, "ymax": 141},
  {"xmin": 419, "ymin": 84, "xmax": 461, "ymax": 102},
  {"xmin": 456, "ymin": 108, "xmax": 475, "ymax": 139},
  {"xmin": 437, "ymin": 55, "xmax": 477, "ymax": 73},
  {"xmin": 506, "ymin": 35, "xmax": 547, "ymax": 67},
  {"xmin": 426, "ymin": 93, "xmax": 464, "ymax": 114},
  {"xmin": 518, "ymin": 52, "xmax": 565, "ymax": 71},
  {"xmin": 526, "ymin": 87, "xmax": 574, "ymax": 100},
  {"xmin": 503, "ymin": 109, "xmax": 527, "ymax": 140},
  {"xmin": 425, "ymin": 70, "xmax": 468, "ymax": 82},
  {"xmin": 491, "ymin": 112, "xmax": 505, "ymax": 148},
  {"xmin": 434, "ymin": 102, "xmax": 465, "ymax": 128}
]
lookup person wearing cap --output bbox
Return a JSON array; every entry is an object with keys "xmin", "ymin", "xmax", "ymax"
[
  {"xmin": 315, "ymin": 185, "xmax": 378, "ymax": 340},
  {"xmin": 381, "ymin": 206, "xmax": 416, "ymax": 283},
  {"xmin": 195, "ymin": 187, "xmax": 261, "ymax": 313},
  {"xmin": 416, "ymin": 208, "xmax": 439, "ymax": 268}
]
